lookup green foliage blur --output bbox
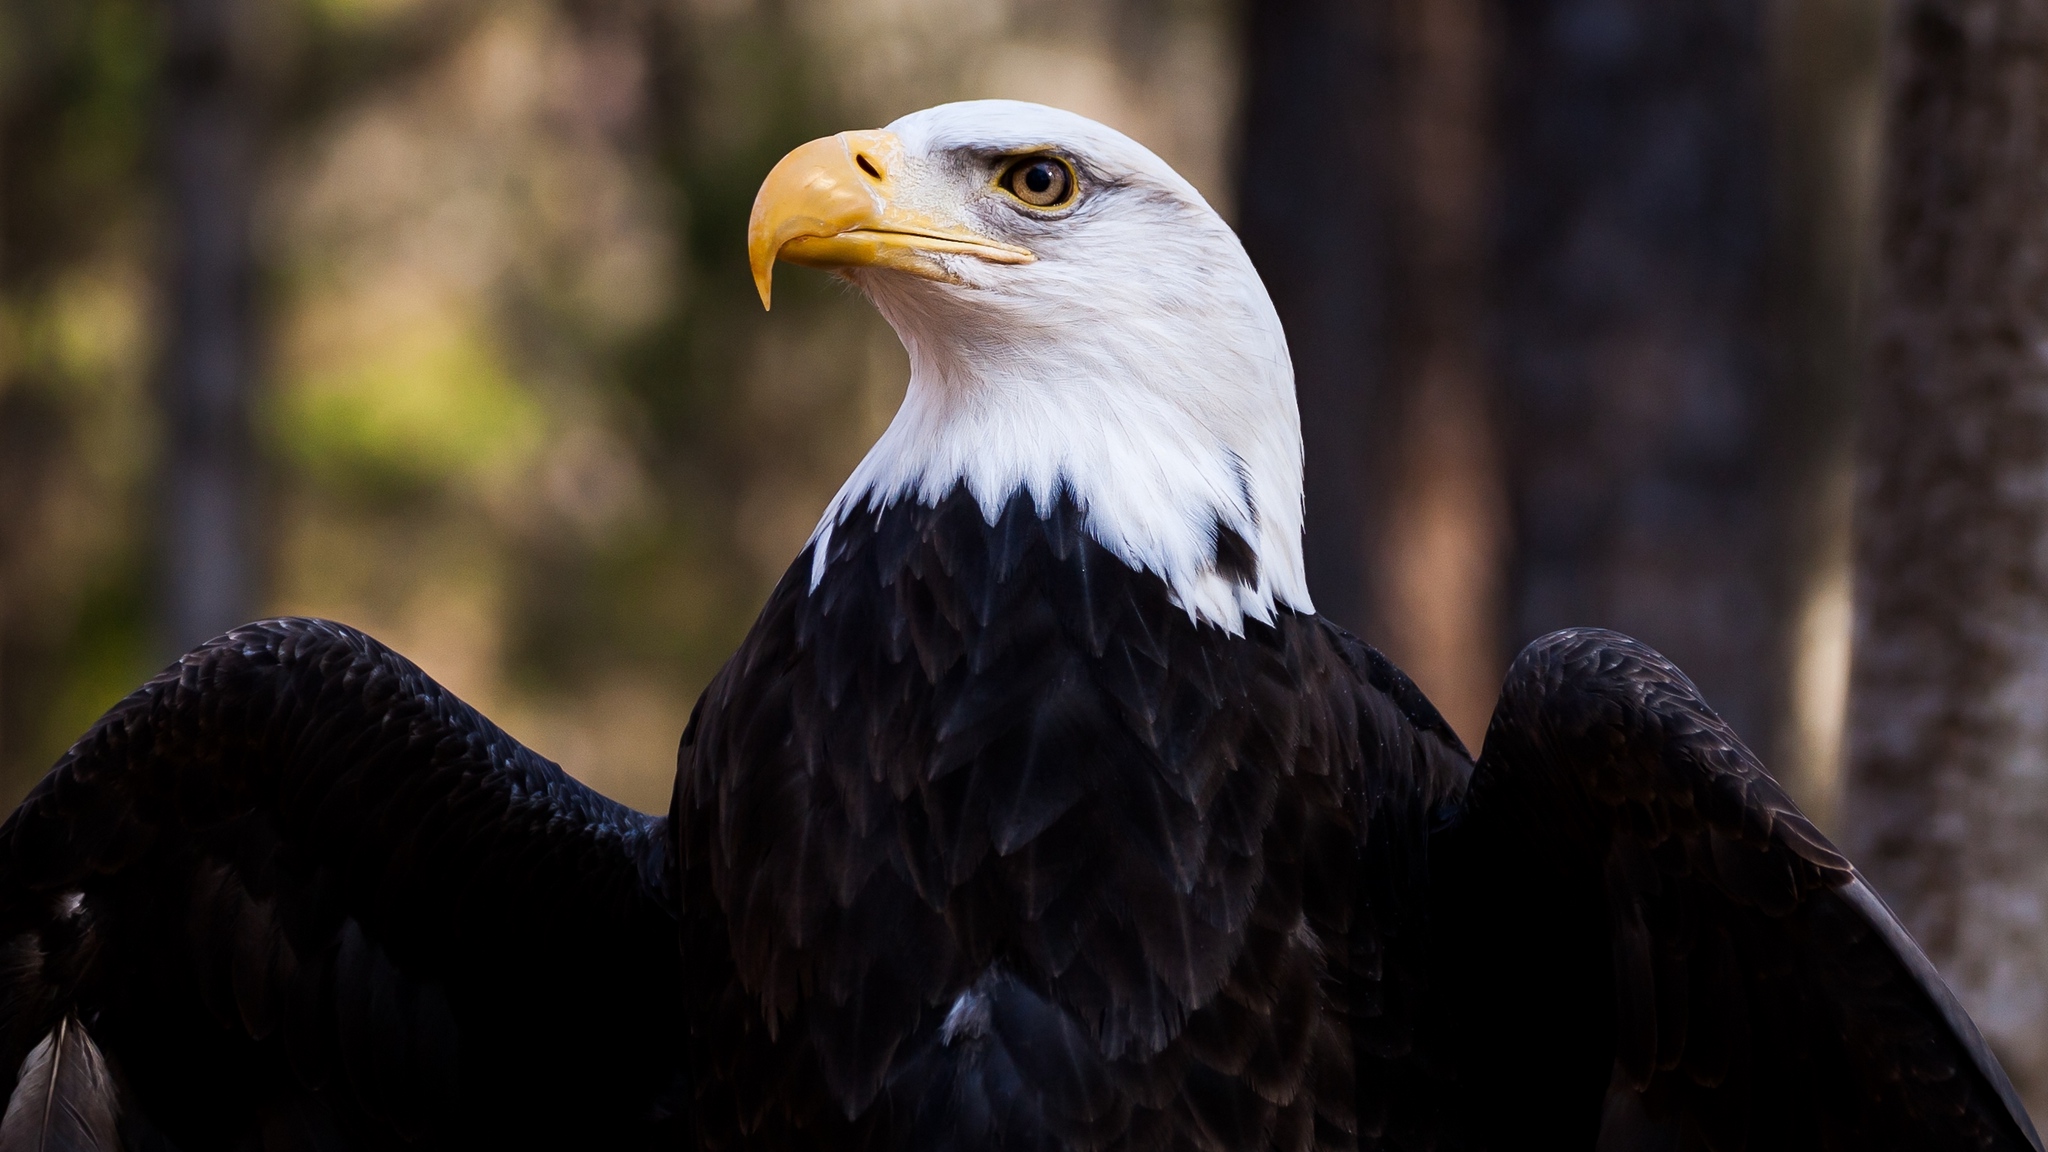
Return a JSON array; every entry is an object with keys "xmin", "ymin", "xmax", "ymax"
[{"xmin": 0, "ymin": 0, "xmax": 1238, "ymax": 811}]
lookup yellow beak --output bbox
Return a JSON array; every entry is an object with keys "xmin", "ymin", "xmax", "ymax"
[{"xmin": 746, "ymin": 130, "xmax": 1035, "ymax": 309}]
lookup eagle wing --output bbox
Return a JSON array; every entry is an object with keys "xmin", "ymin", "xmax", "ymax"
[
  {"xmin": 1431, "ymin": 627, "xmax": 2042, "ymax": 1150},
  {"xmin": 0, "ymin": 618, "xmax": 683, "ymax": 1150}
]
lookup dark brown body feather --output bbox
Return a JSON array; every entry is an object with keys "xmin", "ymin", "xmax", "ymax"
[{"xmin": 675, "ymin": 485, "xmax": 1472, "ymax": 1150}]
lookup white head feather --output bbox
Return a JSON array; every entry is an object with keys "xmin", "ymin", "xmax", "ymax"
[{"xmin": 808, "ymin": 100, "xmax": 1312, "ymax": 633}]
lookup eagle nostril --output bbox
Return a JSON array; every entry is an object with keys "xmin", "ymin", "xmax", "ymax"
[{"xmin": 855, "ymin": 153, "xmax": 882, "ymax": 180}]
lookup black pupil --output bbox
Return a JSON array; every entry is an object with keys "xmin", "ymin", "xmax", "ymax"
[{"xmin": 1025, "ymin": 164, "xmax": 1054, "ymax": 194}]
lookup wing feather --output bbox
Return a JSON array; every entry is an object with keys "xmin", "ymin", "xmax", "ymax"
[
  {"xmin": 1437, "ymin": 627, "xmax": 2042, "ymax": 1150},
  {"xmin": 0, "ymin": 1018, "xmax": 118, "ymax": 1152},
  {"xmin": 0, "ymin": 618, "xmax": 684, "ymax": 1148}
]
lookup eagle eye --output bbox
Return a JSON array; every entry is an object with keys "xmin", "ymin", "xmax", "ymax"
[{"xmin": 1000, "ymin": 156, "xmax": 1076, "ymax": 209}]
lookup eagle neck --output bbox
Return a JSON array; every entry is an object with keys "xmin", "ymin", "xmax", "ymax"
[{"xmin": 806, "ymin": 288, "xmax": 1313, "ymax": 634}]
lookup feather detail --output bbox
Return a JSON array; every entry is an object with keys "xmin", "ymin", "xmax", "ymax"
[{"xmin": 0, "ymin": 1018, "xmax": 119, "ymax": 1152}]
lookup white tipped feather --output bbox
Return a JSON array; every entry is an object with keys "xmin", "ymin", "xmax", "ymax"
[{"xmin": 0, "ymin": 1018, "xmax": 119, "ymax": 1152}]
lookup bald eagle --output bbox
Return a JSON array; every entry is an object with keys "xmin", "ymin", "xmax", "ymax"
[{"xmin": 0, "ymin": 102, "xmax": 2034, "ymax": 1152}]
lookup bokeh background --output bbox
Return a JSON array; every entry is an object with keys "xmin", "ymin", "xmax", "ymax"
[
  {"xmin": 0, "ymin": 0, "xmax": 1247, "ymax": 815},
  {"xmin": 5, "ymin": 0, "xmax": 2048, "ymax": 1118}
]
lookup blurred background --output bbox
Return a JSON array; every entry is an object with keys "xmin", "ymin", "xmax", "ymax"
[{"xmin": 4, "ymin": 0, "xmax": 2047, "ymax": 1117}]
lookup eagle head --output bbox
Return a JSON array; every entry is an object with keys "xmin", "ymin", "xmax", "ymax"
[{"xmin": 748, "ymin": 100, "xmax": 1310, "ymax": 632}]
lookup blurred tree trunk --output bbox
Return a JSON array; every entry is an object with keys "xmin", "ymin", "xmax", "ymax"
[
  {"xmin": 1237, "ymin": 0, "xmax": 1506, "ymax": 748},
  {"xmin": 1843, "ymin": 0, "xmax": 2048, "ymax": 1112},
  {"xmin": 1374, "ymin": 0, "xmax": 1505, "ymax": 748},
  {"xmin": 1768, "ymin": 0, "xmax": 1887, "ymax": 824},
  {"xmin": 158, "ymin": 0, "xmax": 255, "ymax": 653},
  {"xmin": 1240, "ymin": 0, "xmax": 1874, "ymax": 775},
  {"xmin": 1487, "ymin": 0, "xmax": 1786, "ymax": 756},
  {"xmin": 1236, "ymin": 0, "xmax": 1399, "ymax": 647}
]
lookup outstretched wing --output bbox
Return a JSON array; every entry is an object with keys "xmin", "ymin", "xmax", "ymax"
[
  {"xmin": 1431, "ymin": 627, "xmax": 2041, "ymax": 1151},
  {"xmin": 0, "ymin": 618, "xmax": 684, "ymax": 1151}
]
